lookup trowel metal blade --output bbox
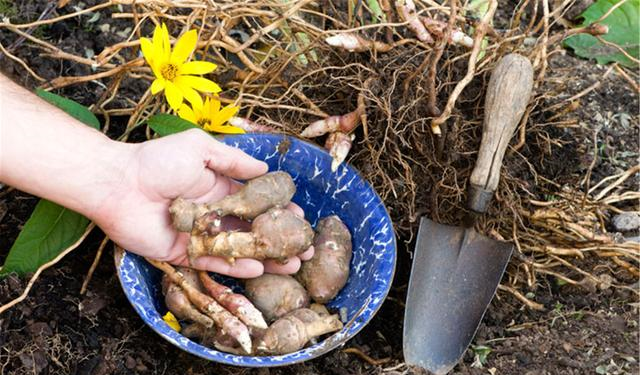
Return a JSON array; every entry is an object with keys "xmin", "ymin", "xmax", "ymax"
[{"xmin": 403, "ymin": 217, "xmax": 513, "ymax": 374}]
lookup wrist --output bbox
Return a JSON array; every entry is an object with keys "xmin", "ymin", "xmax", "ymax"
[{"xmin": 77, "ymin": 136, "xmax": 138, "ymax": 223}]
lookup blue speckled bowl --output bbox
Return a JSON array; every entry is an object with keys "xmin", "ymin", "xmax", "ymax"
[{"xmin": 114, "ymin": 134, "xmax": 396, "ymax": 367}]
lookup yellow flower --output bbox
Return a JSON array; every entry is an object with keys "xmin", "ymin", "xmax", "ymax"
[
  {"xmin": 178, "ymin": 97, "xmax": 245, "ymax": 134},
  {"xmin": 140, "ymin": 23, "xmax": 221, "ymax": 110},
  {"xmin": 162, "ymin": 311, "xmax": 181, "ymax": 332}
]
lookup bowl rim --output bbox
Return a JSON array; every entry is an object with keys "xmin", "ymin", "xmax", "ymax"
[{"xmin": 114, "ymin": 133, "xmax": 397, "ymax": 367}]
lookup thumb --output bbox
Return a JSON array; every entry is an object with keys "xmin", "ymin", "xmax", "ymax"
[{"xmin": 204, "ymin": 138, "xmax": 268, "ymax": 180}]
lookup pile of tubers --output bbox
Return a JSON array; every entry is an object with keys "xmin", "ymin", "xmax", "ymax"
[{"xmin": 148, "ymin": 171, "xmax": 353, "ymax": 355}]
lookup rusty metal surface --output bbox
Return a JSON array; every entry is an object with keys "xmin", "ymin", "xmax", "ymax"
[{"xmin": 403, "ymin": 217, "xmax": 513, "ymax": 374}]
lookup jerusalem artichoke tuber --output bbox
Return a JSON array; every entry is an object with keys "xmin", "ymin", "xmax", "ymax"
[
  {"xmin": 298, "ymin": 216, "xmax": 353, "ymax": 303},
  {"xmin": 245, "ymin": 274, "xmax": 310, "ymax": 322},
  {"xmin": 182, "ymin": 322, "xmax": 244, "ymax": 350},
  {"xmin": 170, "ymin": 171, "xmax": 296, "ymax": 232},
  {"xmin": 147, "ymin": 259, "xmax": 253, "ymax": 354},
  {"xmin": 256, "ymin": 313, "xmax": 343, "ymax": 355},
  {"xmin": 309, "ymin": 303, "xmax": 330, "ymax": 317},
  {"xmin": 198, "ymin": 271, "xmax": 268, "ymax": 330},
  {"xmin": 325, "ymin": 33, "xmax": 393, "ymax": 53},
  {"xmin": 325, "ymin": 132, "xmax": 354, "ymax": 172},
  {"xmin": 162, "ymin": 275, "xmax": 214, "ymax": 328},
  {"xmin": 395, "ymin": 0, "xmax": 434, "ymax": 43},
  {"xmin": 284, "ymin": 307, "xmax": 322, "ymax": 323},
  {"xmin": 300, "ymin": 111, "xmax": 362, "ymax": 138},
  {"xmin": 188, "ymin": 207, "xmax": 314, "ymax": 263}
]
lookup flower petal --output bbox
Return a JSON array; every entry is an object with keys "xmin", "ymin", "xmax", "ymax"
[
  {"xmin": 207, "ymin": 124, "xmax": 246, "ymax": 134},
  {"xmin": 178, "ymin": 104, "xmax": 198, "ymax": 124},
  {"xmin": 181, "ymin": 85, "xmax": 204, "ymax": 110},
  {"xmin": 161, "ymin": 23, "xmax": 171, "ymax": 61},
  {"xmin": 162, "ymin": 312, "xmax": 181, "ymax": 332},
  {"xmin": 177, "ymin": 75, "xmax": 222, "ymax": 93},
  {"xmin": 150, "ymin": 78, "xmax": 166, "ymax": 94},
  {"xmin": 171, "ymin": 29, "xmax": 198, "ymax": 64},
  {"xmin": 140, "ymin": 38, "xmax": 156, "ymax": 66},
  {"xmin": 210, "ymin": 104, "xmax": 239, "ymax": 128},
  {"xmin": 207, "ymin": 97, "xmax": 220, "ymax": 117},
  {"xmin": 202, "ymin": 96, "xmax": 211, "ymax": 115},
  {"xmin": 192, "ymin": 101, "xmax": 204, "ymax": 120},
  {"xmin": 164, "ymin": 80, "xmax": 184, "ymax": 110},
  {"xmin": 152, "ymin": 24, "xmax": 163, "ymax": 50},
  {"xmin": 179, "ymin": 61, "xmax": 217, "ymax": 75}
]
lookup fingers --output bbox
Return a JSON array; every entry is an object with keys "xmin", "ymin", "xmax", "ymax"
[
  {"xmin": 265, "ymin": 246, "xmax": 313, "ymax": 273},
  {"xmin": 187, "ymin": 256, "xmax": 265, "ymax": 279},
  {"xmin": 264, "ymin": 256, "xmax": 301, "ymax": 275},
  {"xmin": 203, "ymin": 138, "xmax": 268, "ymax": 180},
  {"xmin": 298, "ymin": 246, "xmax": 315, "ymax": 261}
]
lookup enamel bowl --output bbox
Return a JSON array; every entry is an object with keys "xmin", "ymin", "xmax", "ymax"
[{"xmin": 114, "ymin": 133, "xmax": 396, "ymax": 367}]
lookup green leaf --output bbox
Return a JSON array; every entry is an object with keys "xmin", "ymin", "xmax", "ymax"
[
  {"xmin": 147, "ymin": 113, "xmax": 199, "ymax": 137},
  {"xmin": 35, "ymin": 89, "xmax": 100, "ymax": 129},
  {"xmin": 466, "ymin": 0, "xmax": 492, "ymax": 61},
  {"xmin": 564, "ymin": 0, "xmax": 640, "ymax": 67},
  {"xmin": 471, "ymin": 345, "xmax": 492, "ymax": 368},
  {"xmin": 365, "ymin": 0, "xmax": 386, "ymax": 23},
  {"xmin": 0, "ymin": 200, "xmax": 89, "ymax": 275}
]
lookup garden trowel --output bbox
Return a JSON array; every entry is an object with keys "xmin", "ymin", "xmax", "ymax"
[{"xmin": 403, "ymin": 53, "xmax": 534, "ymax": 374}]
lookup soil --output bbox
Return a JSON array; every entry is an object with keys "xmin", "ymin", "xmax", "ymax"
[{"xmin": 0, "ymin": 1, "xmax": 638, "ymax": 375}]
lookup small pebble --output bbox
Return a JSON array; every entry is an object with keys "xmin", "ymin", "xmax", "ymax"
[
  {"xmin": 124, "ymin": 356, "xmax": 136, "ymax": 370},
  {"xmin": 339, "ymin": 307, "xmax": 348, "ymax": 323},
  {"xmin": 612, "ymin": 212, "xmax": 640, "ymax": 232}
]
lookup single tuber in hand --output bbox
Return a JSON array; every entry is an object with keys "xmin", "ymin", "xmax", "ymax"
[
  {"xmin": 245, "ymin": 274, "xmax": 310, "ymax": 322},
  {"xmin": 170, "ymin": 171, "xmax": 296, "ymax": 232},
  {"xmin": 256, "ymin": 310, "xmax": 343, "ymax": 355},
  {"xmin": 188, "ymin": 207, "xmax": 314, "ymax": 263},
  {"xmin": 298, "ymin": 216, "xmax": 353, "ymax": 303}
]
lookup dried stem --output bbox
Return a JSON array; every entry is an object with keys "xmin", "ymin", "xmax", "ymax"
[{"xmin": 430, "ymin": 0, "xmax": 497, "ymax": 134}]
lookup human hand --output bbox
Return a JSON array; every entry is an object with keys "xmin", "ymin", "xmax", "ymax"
[{"xmin": 96, "ymin": 129, "xmax": 313, "ymax": 278}]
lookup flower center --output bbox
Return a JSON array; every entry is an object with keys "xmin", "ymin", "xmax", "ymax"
[
  {"xmin": 197, "ymin": 118, "xmax": 210, "ymax": 127},
  {"xmin": 160, "ymin": 63, "xmax": 178, "ymax": 80}
]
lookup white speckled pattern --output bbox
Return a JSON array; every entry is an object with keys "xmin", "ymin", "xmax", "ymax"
[{"xmin": 115, "ymin": 134, "xmax": 396, "ymax": 367}]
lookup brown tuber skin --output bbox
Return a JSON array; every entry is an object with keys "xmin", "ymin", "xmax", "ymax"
[
  {"xmin": 300, "ymin": 110, "xmax": 362, "ymax": 138},
  {"xmin": 170, "ymin": 171, "xmax": 296, "ymax": 232},
  {"xmin": 182, "ymin": 323, "xmax": 241, "ymax": 350},
  {"xmin": 198, "ymin": 271, "xmax": 268, "ymax": 330},
  {"xmin": 181, "ymin": 323, "xmax": 218, "ymax": 346},
  {"xmin": 162, "ymin": 275, "xmax": 214, "ymax": 328},
  {"xmin": 325, "ymin": 132, "xmax": 354, "ymax": 172},
  {"xmin": 245, "ymin": 274, "xmax": 310, "ymax": 322},
  {"xmin": 285, "ymin": 307, "xmax": 322, "ymax": 323},
  {"xmin": 256, "ymin": 312, "xmax": 343, "ymax": 355},
  {"xmin": 298, "ymin": 216, "xmax": 353, "ymax": 303},
  {"xmin": 309, "ymin": 303, "xmax": 330, "ymax": 317},
  {"xmin": 189, "ymin": 207, "xmax": 314, "ymax": 262}
]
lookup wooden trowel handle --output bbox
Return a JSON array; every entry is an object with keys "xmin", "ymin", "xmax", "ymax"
[{"xmin": 468, "ymin": 54, "xmax": 534, "ymax": 213}]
